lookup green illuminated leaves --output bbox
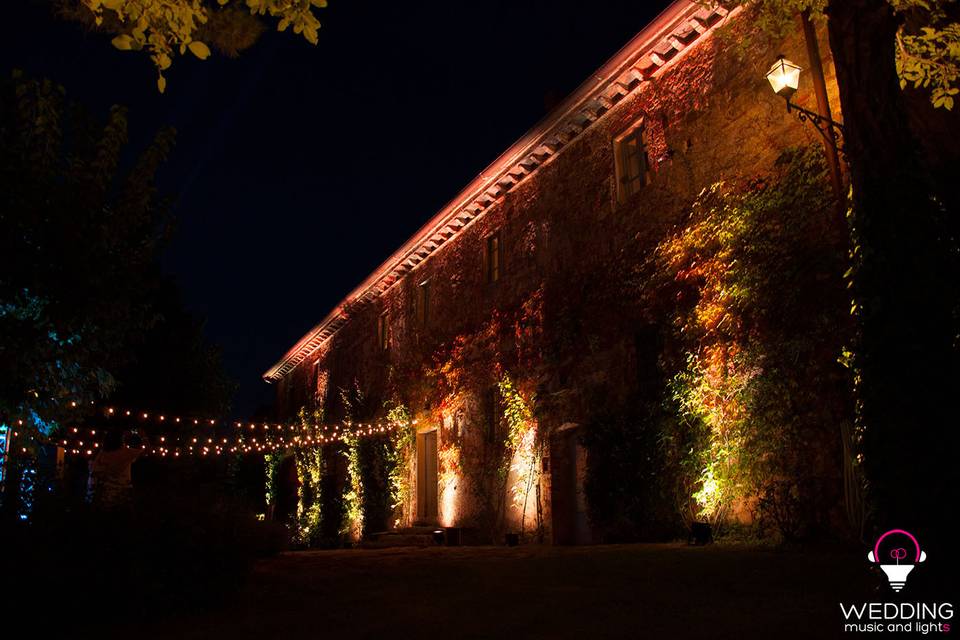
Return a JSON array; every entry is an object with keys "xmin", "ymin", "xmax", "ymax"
[
  {"xmin": 896, "ymin": 22, "xmax": 960, "ymax": 110},
  {"xmin": 647, "ymin": 146, "xmax": 845, "ymax": 532}
]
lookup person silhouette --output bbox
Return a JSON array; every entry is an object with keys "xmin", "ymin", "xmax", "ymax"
[{"xmin": 91, "ymin": 430, "xmax": 147, "ymax": 507}]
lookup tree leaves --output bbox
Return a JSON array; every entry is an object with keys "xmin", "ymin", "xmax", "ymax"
[
  {"xmin": 1, "ymin": 72, "xmax": 169, "ymax": 425},
  {"xmin": 187, "ymin": 40, "xmax": 211, "ymax": 59},
  {"xmin": 79, "ymin": 0, "xmax": 327, "ymax": 93},
  {"xmin": 724, "ymin": 1, "xmax": 960, "ymax": 109},
  {"xmin": 895, "ymin": 22, "xmax": 960, "ymax": 110},
  {"xmin": 111, "ymin": 34, "xmax": 135, "ymax": 50},
  {"xmin": 1, "ymin": 71, "xmax": 234, "ymax": 428}
]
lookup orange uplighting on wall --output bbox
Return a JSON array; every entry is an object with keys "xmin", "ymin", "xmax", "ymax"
[{"xmin": 440, "ymin": 477, "xmax": 459, "ymax": 528}]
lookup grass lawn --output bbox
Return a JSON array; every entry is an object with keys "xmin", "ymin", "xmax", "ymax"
[{"xmin": 95, "ymin": 543, "xmax": 884, "ymax": 639}]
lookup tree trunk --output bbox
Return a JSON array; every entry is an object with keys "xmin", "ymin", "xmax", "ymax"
[{"xmin": 826, "ymin": 0, "xmax": 958, "ymax": 543}]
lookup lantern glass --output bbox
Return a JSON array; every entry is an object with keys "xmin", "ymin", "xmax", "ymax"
[{"xmin": 766, "ymin": 56, "xmax": 802, "ymax": 98}]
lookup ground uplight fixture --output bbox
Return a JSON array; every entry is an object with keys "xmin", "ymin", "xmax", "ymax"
[{"xmin": 766, "ymin": 55, "xmax": 802, "ymax": 99}]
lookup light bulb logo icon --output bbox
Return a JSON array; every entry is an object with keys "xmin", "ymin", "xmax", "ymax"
[{"xmin": 867, "ymin": 529, "xmax": 927, "ymax": 592}]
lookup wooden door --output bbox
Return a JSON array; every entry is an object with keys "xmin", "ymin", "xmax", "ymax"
[
  {"xmin": 416, "ymin": 430, "xmax": 438, "ymax": 523},
  {"xmin": 550, "ymin": 425, "xmax": 592, "ymax": 544}
]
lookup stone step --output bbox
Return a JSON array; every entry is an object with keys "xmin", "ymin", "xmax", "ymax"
[
  {"xmin": 360, "ymin": 526, "xmax": 468, "ymax": 548},
  {"xmin": 360, "ymin": 533, "xmax": 435, "ymax": 549}
]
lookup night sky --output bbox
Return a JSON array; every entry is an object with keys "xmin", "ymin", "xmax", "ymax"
[{"xmin": 2, "ymin": 1, "xmax": 661, "ymax": 417}]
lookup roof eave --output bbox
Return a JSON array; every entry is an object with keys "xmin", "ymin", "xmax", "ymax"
[{"xmin": 264, "ymin": 0, "xmax": 731, "ymax": 383}]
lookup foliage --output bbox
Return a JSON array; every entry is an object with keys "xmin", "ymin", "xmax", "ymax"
[
  {"xmin": 0, "ymin": 71, "xmax": 234, "ymax": 434},
  {"xmin": 638, "ymin": 146, "xmax": 849, "ymax": 539},
  {"xmin": 896, "ymin": 20, "xmax": 960, "ymax": 109},
  {"xmin": 0, "ymin": 71, "xmax": 168, "ymax": 433},
  {"xmin": 384, "ymin": 400, "xmax": 414, "ymax": 526},
  {"xmin": 498, "ymin": 374, "xmax": 542, "ymax": 538},
  {"xmin": 337, "ymin": 382, "xmax": 365, "ymax": 538},
  {"xmin": 110, "ymin": 281, "xmax": 236, "ymax": 415},
  {"xmin": 581, "ymin": 405, "xmax": 681, "ymax": 542},
  {"xmin": 499, "ymin": 375, "xmax": 534, "ymax": 455},
  {"xmin": 294, "ymin": 445, "xmax": 323, "ymax": 546},
  {"xmin": 718, "ymin": 0, "xmax": 960, "ymax": 109},
  {"xmin": 297, "ymin": 404, "xmax": 324, "ymax": 429},
  {"xmin": 720, "ymin": 0, "xmax": 959, "ymax": 544},
  {"xmin": 357, "ymin": 434, "xmax": 392, "ymax": 535},
  {"xmin": 285, "ymin": 381, "xmax": 402, "ymax": 541},
  {"xmin": 69, "ymin": 0, "xmax": 328, "ymax": 92},
  {"xmin": 263, "ymin": 450, "xmax": 282, "ymax": 507},
  {"xmin": 419, "ymin": 289, "xmax": 547, "ymax": 539},
  {"xmin": 437, "ymin": 437, "xmax": 461, "ymax": 495},
  {"xmin": 291, "ymin": 406, "xmax": 324, "ymax": 545},
  {"xmin": 340, "ymin": 429, "xmax": 362, "ymax": 538}
]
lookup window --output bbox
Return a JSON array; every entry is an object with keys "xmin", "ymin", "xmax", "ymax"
[
  {"xmin": 614, "ymin": 119, "xmax": 650, "ymax": 204},
  {"xmin": 377, "ymin": 311, "xmax": 389, "ymax": 351},
  {"xmin": 484, "ymin": 231, "xmax": 502, "ymax": 284},
  {"xmin": 415, "ymin": 279, "xmax": 430, "ymax": 327}
]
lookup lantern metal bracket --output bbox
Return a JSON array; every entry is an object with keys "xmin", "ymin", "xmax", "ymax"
[{"xmin": 783, "ymin": 97, "xmax": 847, "ymax": 162}]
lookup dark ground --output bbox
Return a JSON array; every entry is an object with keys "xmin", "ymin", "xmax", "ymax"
[{"xmin": 87, "ymin": 543, "xmax": 893, "ymax": 639}]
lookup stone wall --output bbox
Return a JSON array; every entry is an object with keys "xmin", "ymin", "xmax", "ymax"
[{"xmin": 274, "ymin": 8, "xmax": 842, "ymax": 542}]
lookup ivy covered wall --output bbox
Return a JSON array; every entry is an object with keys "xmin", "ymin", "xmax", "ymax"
[{"xmin": 271, "ymin": 11, "xmax": 855, "ymax": 544}]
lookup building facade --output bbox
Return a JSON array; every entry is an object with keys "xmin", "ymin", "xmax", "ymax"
[{"xmin": 266, "ymin": 1, "xmax": 844, "ymax": 544}]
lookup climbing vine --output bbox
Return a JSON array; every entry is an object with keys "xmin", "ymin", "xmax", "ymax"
[
  {"xmin": 337, "ymin": 382, "xmax": 366, "ymax": 540},
  {"xmin": 437, "ymin": 426, "xmax": 462, "ymax": 519},
  {"xmin": 294, "ymin": 446, "xmax": 323, "ymax": 546},
  {"xmin": 637, "ymin": 146, "xmax": 848, "ymax": 538},
  {"xmin": 263, "ymin": 451, "xmax": 282, "ymax": 511},
  {"xmin": 292, "ymin": 406, "xmax": 324, "ymax": 546},
  {"xmin": 340, "ymin": 429, "xmax": 362, "ymax": 539},
  {"xmin": 498, "ymin": 374, "xmax": 542, "ymax": 539},
  {"xmin": 384, "ymin": 401, "xmax": 414, "ymax": 526}
]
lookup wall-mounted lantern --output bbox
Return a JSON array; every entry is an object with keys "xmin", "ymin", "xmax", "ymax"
[
  {"xmin": 765, "ymin": 55, "xmax": 802, "ymax": 99},
  {"xmin": 766, "ymin": 54, "xmax": 845, "ymax": 160}
]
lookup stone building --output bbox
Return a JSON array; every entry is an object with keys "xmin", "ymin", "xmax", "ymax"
[{"xmin": 265, "ymin": 0, "xmax": 844, "ymax": 544}]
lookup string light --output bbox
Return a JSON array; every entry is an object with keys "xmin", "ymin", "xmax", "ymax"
[{"xmin": 6, "ymin": 399, "xmax": 411, "ymax": 461}]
